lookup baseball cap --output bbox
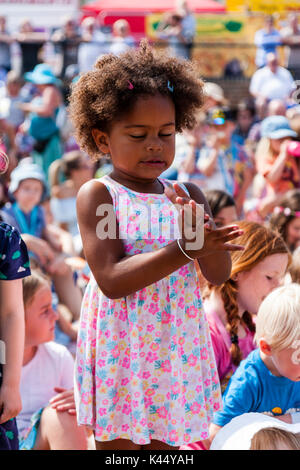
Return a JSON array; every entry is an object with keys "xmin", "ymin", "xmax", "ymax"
[{"xmin": 261, "ymin": 115, "xmax": 297, "ymax": 140}]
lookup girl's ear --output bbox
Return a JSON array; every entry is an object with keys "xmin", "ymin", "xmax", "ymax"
[{"xmin": 92, "ymin": 129, "xmax": 110, "ymax": 154}]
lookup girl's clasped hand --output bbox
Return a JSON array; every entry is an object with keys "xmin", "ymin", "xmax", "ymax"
[{"xmin": 165, "ymin": 182, "xmax": 244, "ymax": 259}]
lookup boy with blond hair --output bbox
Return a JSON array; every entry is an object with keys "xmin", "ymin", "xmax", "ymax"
[{"xmin": 208, "ymin": 283, "xmax": 300, "ymax": 447}]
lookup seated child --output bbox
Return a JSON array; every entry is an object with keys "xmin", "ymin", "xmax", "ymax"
[
  {"xmin": 17, "ymin": 269, "xmax": 89, "ymax": 450},
  {"xmin": 208, "ymin": 283, "xmax": 300, "ymax": 447},
  {"xmin": 2, "ymin": 161, "xmax": 82, "ymax": 320}
]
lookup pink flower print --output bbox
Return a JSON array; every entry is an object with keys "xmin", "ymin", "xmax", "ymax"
[
  {"xmin": 183, "ymin": 433, "xmax": 191, "ymax": 443},
  {"xmin": 98, "ymin": 408, "xmax": 107, "ymax": 416},
  {"xmin": 201, "ymin": 348, "xmax": 208, "ymax": 360},
  {"xmin": 122, "ymin": 404, "xmax": 131, "ymax": 415},
  {"xmin": 157, "ymin": 406, "xmax": 168, "ymax": 418},
  {"xmin": 145, "ymin": 388, "xmax": 155, "ymax": 397},
  {"xmin": 187, "ymin": 354, "xmax": 197, "ymax": 367},
  {"xmin": 178, "ymin": 297, "xmax": 185, "ymax": 309},
  {"xmin": 161, "ymin": 311, "xmax": 171, "ymax": 324},
  {"xmin": 105, "ymin": 378, "xmax": 114, "ymax": 387},
  {"xmin": 193, "ymin": 337, "xmax": 200, "ymax": 346},
  {"xmin": 122, "ymin": 424, "xmax": 130, "ymax": 432},
  {"xmin": 151, "ymin": 292, "xmax": 159, "ymax": 302},
  {"xmin": 176, "ymin": 318, "xmax": 183, "ymax": 327},
  {"xmin": 161, "ymin": 360, "xmax": 171, "ymax": 372},
  {"xmin": 169, "ymin": 430, "xmax": 179, "ymax": 443},
  {"xmin": 95, "ymin": 376, "xmax": 103, "ymax": 388},
  {"xmin": 132, "ymin": 400, "xmax": 139, "ymax": 408},
  {"xmin": 131, "ymin": 352, "xmax": 138, "ymax": 360},
  {"xmin": 104, "ymin": 330, "xmax": 110, "ymax": 339},
  {"xmin": 142, "ymin": 371, "xmax": 151, "ymax": 379},
  {"xmin": 145, "ymin": 351, "xmax": 158, "ymax": 363},
  {"xmin": 186, "ymin": 306, "xmax": 198, "ymax": 318},
  {"xmin": 122, "ymin": 357, "xmax": 130, "ymax": 369},
  {"xmin": 171, "ymin": 382, "xmax": 180, "ymax": 395},
  {"xmin": 112, "ymin": 393, "xmax": 119, "ymax": 405},
  {"xmin": 179, "ymin": 265, "xmax": 189, "ymax": 276},
  {"xmin": 149, "ymin": 303, "xmax": 159, "ymax": 315},
  {"xmin": 119, "ymin": 330, "xmax": 127, "ymax": 339},
  {"xmin": 111, "ymin": 346, "xmax": 120, "ymax": 359},
  {"xmin": 147, "ymin": 324, "xmax": 155, "ymax": 333},
  {"xmin": 214, "ymin": 402, "xmax": 221, "ymax": 411},
  {"xmin": 82, "ymin": 392, "xmax": 91, "ymax": 405},
  {"xmin": 144, "ymin": 396, "xmax": 153, "ymax": 408},
  {"xmin": 204, "ymin": 378, "xmax": 211, "ymax": 387},
  {"xmin": 121, "ymin": 378, "xmax": 129, "ymax": 386},
  {"xmin": 97, "ymin": 358, "xmax": 105, "ymax": 368},
  {"xmin": 190, "ymin": 402, "xmax": 201, "ymax": 415}
]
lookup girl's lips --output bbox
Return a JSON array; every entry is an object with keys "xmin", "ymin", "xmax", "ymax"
[{"xmin": 140, "ymin": 160, "xmax": 166, "ymax": 166}]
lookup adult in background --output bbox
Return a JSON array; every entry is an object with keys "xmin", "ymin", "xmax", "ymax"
[
  {"xmin": 175, "ymin": 0, "xmax": 196, "ymax": 60},
  {"xmin": 249, "ymin": 53, "xmax": 295, "ymax": 104},
  {"xmin": 19, "ymin": 64, "xmax": 63, "ymax": 179},
  {"xmin": 280, "ymin": 13, "xmax": 300, "ymax": 80},
  {"xmin": 51, "ymin": 17, "xmax": 81, "ymax": 79},
  {"xmin": 109, "ymin": 19, "xmax": 135, "ymax": 56},
  {"xmin": 15, "ymin": 19, "xmax": 48, "ymax": 76},
  {"xmin": 0, "ymin": 16, "xmax": 13, "ymax": 80},
  {"xmin": 254, "ymin": 15, "xmax": 282, "ymax": 69},
  {"xmin": 78, "ymin": 17, "xmax": 109, "ymax": 73}
]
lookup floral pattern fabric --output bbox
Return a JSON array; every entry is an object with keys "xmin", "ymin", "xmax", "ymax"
[{"xmin": 74, "ymin": 175, "xmax": 222, "ymax": 446}]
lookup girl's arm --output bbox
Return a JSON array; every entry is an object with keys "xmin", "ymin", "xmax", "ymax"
[
  {"xmin": 197, "ymin": 148, "xmax": 219, "ymax": 177},
  {"xmin": 77, "ymin": 180, "xmax": 242, "ymax": 299},
  {"xmin": 20, "ymin": 87, "xmax": 60, "ymax": 117},
  {"xmin": 179, "ymin": 182, "xmax": 233, "ymax": 285},
  {"xmin": 264, "ymin": 141, "xmax": 290, "ymax": 184},
  {"xmin": 0, "ymin": 279, "xmax": 24, "ymax": 423}
]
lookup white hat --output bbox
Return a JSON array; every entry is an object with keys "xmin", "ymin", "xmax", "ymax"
[
  {"xmin": 203, "ymin": 82, "xmax": 226, "ymax": 104},
  {"xmin": 211, "ymin": 412, "xmax": 300, "ymax": 450}
]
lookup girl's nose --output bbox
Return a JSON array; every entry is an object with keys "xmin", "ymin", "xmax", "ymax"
[{"xmin": 146, "ymin": 138, "xmax": 163, "ymax": 152}]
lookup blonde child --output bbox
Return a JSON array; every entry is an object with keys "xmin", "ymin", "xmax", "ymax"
[
  {"xmin": 208, "ymin": 283, "xmax": 300, "ymax": 447},
  {"xmin": 17, "ymin": 269, "xmax": 89, "ymax": 450},
  {"xmin": 69, "ymin": 40, "xmax": 245, "ymax": 450}
]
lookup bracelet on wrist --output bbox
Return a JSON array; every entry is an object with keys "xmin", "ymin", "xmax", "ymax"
[{"xmin": 176, "ymin": 239, "xmax": 194, "ymax": 261}]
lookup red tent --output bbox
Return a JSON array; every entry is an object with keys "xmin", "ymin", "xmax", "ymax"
[
  {"xmin": 81, "ymin": 0, "xmax": 226, "ymax": 38},
  {"xmin": 82, "ymin": 0, "xmax": 226, "ymax": 14}
]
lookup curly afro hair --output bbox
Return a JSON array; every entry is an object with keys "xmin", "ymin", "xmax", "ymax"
[{"xmin": 68, "ymin": 39, "xmax": 204, "ymax": 161}]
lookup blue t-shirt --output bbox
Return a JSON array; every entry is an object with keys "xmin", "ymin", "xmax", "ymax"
[
  {"xmin": 213, "ymin": 349, "xmax": 300, "ymax": 427},
  {"xmin": 2, "ymin": 203, "xmax": 46, "ymax": 239},
  {"xmin": 254, "ymin": 28, "xmax": 282, "ymax": 67}
]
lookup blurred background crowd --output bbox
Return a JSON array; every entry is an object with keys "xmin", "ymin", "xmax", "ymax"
[{"xmin": 2, "ymin": 0, "xmax": 300, "ymax": 449}]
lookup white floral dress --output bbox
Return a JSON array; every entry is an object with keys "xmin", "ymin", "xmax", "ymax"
[{"xmin": 74, "ymin": 175, "xmax": 222, "ymax": 446}]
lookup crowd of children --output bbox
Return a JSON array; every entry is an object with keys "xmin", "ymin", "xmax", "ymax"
[{"xmin": 1, "ymin": 34, "xmax": 300, "ymax": 452}]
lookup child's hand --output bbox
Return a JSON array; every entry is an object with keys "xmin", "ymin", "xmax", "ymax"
[
  {"xmin": 49, "ymin": 387, "xmax": 76, "ymax": 415},
  {"xmin": 0, "ymin": 385, "xmax": 22, "ymax": 424},
  {"xmin": 165, "ymin": 183, "xmax": 244, "ymax": 257}
]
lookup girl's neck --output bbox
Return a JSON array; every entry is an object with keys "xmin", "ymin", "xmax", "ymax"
[
  {"xmin": 23, "ymin": 345, "xmax": 38, "ymax": 366},
  {"xmin": 109, "ymin": 170, "xmax": 164, "ymax": 194}
]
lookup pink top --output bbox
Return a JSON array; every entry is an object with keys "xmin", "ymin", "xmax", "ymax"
[{"xmin": 204, "ymin": 299, "xmax": 256, "ymax": 392}]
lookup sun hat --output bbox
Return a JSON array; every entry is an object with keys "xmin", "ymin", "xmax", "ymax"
[
  {"xmin": 211, "ymin": 412, "xmax": 300, "ymax": 450},
  {"xmin": 261, "ymin": 115, "xmax": 297, "ymax": 140},
  {"xmin": 8, "ymin": 162, "xmax": 48, "ymax": 202},
  {"xmin": 203, "ymin": 82, "xmax": 227, "ymax": 104},
  {"xmin": 24, "ymin": 63, "xmax": 61, "ymax": 86}
]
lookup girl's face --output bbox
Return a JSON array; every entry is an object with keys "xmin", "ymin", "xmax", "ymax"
[
  {"xmin": 25, "ymin": 285, "xmax": 58, "ymax": 346},
  {"xmin": 14, "ymin": 179, "xmax": 43, "ymax": 211},
  {"xmin": 214, "ymin": 205, "xmax": 238, "ymax": 228},
  {"xmin": 236, "ymin": 253, "xmax": 289, "ymax": 315},
  {"xmin": 286, "ymin": 217, "xmax": 300, "ymax": 251},
  {"xmin": 92, "ymin": 94, "xmax": 176, "ymax": 185}
]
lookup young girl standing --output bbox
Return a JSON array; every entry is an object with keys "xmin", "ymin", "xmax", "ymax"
[{"xmin": 69, "ymin": 40, "xmax": 244, "ymax": 450}]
